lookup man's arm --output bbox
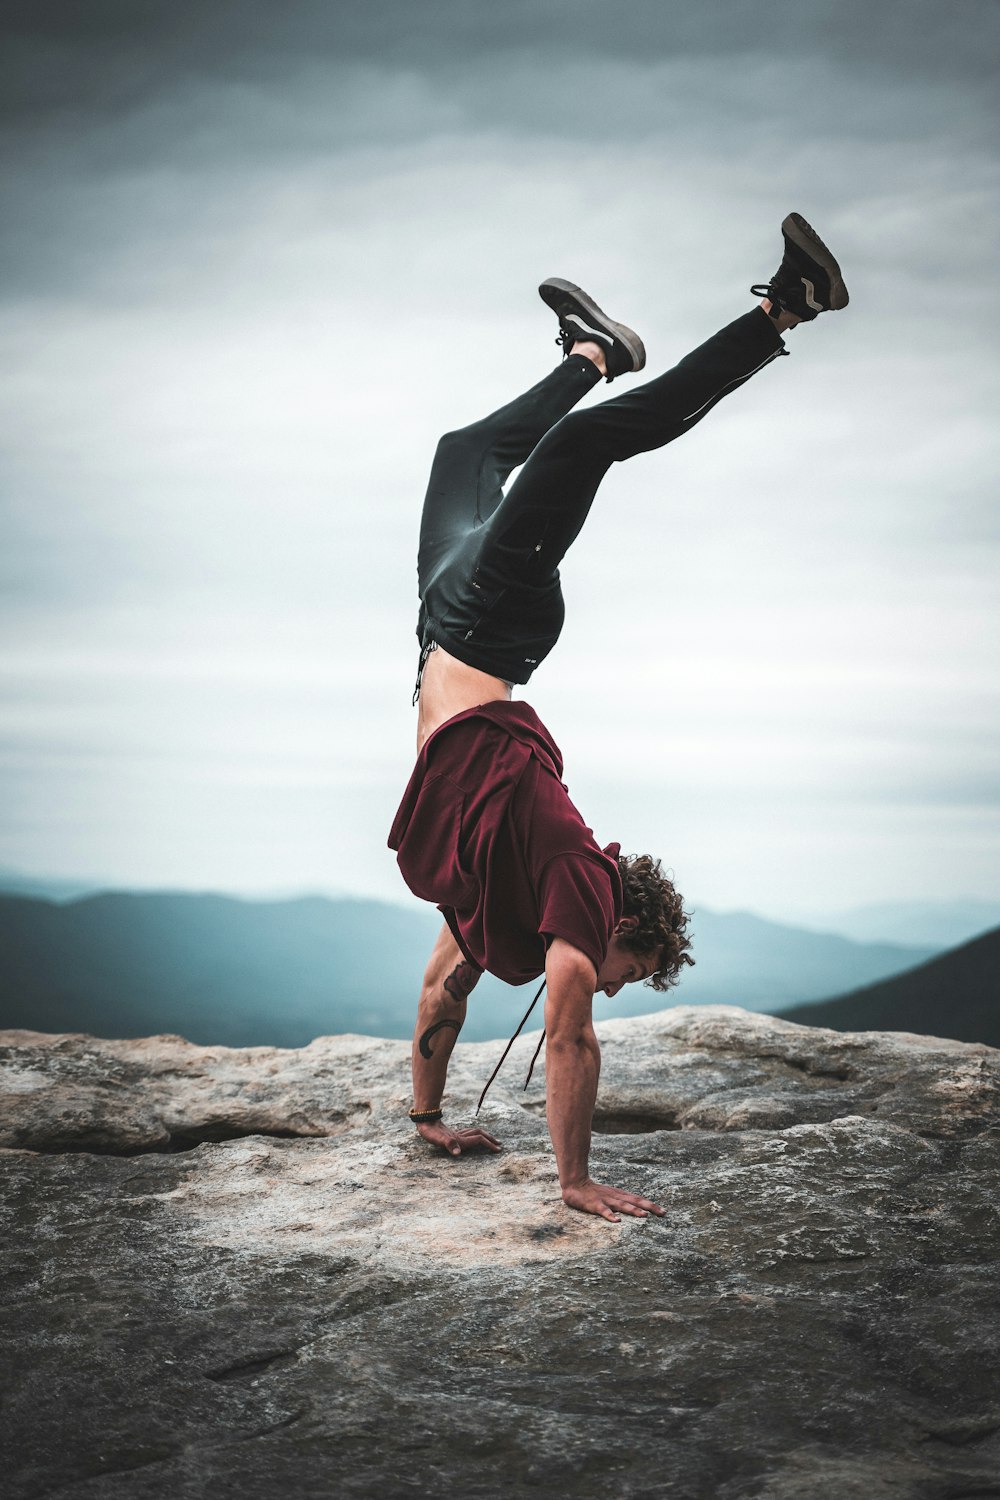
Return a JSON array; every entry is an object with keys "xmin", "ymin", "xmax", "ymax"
[
  {"xmin": 410, "ymin": 921, "xmax": 501, "ymax": 1157},
  {"xmin": 544, "ymin": 938, "xmax": 665, "ymax": 1222}
]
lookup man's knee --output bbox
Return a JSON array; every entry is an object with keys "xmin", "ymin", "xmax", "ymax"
[{"xmin": 434, "ymin": 423, "xmax": 485, "ymax": 463}]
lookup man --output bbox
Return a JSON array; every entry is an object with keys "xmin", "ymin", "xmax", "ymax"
[{"xmin": 389, "ymin": 213, "xmax": 848, "ymax": 1222}]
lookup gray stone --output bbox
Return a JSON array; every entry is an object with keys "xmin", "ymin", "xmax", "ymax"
[{"xmin": 2, "ymin": 1006, "xmax": 999, "ymax": 1499}]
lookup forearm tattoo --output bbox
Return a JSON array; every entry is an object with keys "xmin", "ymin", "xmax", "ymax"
[
  {"xmin": 444, "ymin": 961, "xmax": 480, "ymax": 1003},
  {"xmin": 419, "ymin": 1019, "xmax": 462, "ymax": 1058}
]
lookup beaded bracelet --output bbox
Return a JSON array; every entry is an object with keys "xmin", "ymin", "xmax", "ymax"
[{"xmin": 409, "ymin": 1106, "xmax": 443, "ymax": 1124}]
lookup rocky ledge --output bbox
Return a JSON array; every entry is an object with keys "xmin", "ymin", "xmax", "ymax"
[{"xmin": 2, "ymin": 1006, "xmax": 999, "ymax": 1500}]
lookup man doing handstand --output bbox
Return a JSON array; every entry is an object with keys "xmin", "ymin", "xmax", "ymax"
[{"xmin": 389, "ymin": 214, "xmax": 849, "ymax": 1221}]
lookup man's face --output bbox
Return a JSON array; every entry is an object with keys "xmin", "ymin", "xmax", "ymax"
[{"xmin": 594, "ymin": 927, "xmax": 660, "ymax": 997}]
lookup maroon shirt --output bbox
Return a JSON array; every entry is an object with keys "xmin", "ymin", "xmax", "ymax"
[{"xmin": 388, "ymin": 702, "xmax": 622, "ymax": 984}]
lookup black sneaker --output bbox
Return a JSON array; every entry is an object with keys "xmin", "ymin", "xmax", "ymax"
[
  {"xmin": 538, "ymin": 277, "xmax": 646, "ymax": 381},
  {"xmin": 751, "ymin": 212, "xmax": 849, "ymax": 321}
]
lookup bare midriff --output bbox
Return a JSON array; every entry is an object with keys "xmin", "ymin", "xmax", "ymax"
[{"xmin": 416, "ymin": 643, "xmax": 513, "ymax": 753}]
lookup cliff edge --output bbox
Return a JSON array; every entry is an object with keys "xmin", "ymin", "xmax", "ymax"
[{"xmin": 2, "ymin": 1006, "xmax": 999, "ymax": 1499}]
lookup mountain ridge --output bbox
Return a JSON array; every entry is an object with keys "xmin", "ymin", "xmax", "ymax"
[
  {"xmin": 1, "ymin": 888, "xmax": 937, "ymax": 1046},
  {"xmin": 782, "ymin": 924, "xmax": 1000, "ymax": 1048}
]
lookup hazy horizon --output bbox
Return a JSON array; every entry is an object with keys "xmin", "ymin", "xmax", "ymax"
[
  {"xmin": 2, "ymin": 862, "xmax": 998, "ymax": 954},
  {"xmin": 2, "ymin": 2, "xmax": 998, "ymax": 922}
]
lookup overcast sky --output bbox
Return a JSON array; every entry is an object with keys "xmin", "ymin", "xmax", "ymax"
[{"xmin": 1, "ymin": 1, "xmax": 998, "ymax": 923}]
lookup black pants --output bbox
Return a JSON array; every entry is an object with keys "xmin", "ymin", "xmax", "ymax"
[{"xmin": 416, "ymin": 306, "xmax": 786, "ymax": 687}]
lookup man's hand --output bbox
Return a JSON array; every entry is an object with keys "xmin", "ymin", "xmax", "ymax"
[
  {"xmin": 416, "ymin": 1119, "xmax": 502, "ymax": 1157},
  {"xmin": 562, "ymin": 1178, "xmax": 666, "ymax": 1223}
]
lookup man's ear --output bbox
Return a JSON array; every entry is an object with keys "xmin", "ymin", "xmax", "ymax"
[{"xmin": 614, "ymin": 914, "xmax": 639, "ymax": 935}]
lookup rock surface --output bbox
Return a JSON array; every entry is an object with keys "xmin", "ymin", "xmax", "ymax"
[{"xmin": 2, "ymin": 1006, "xmax": 999, "ymax": 1499}]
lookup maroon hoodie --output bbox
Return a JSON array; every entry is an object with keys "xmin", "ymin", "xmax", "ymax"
[{"xmin": 388, "ymin": 701, "xmax": 622, "ymax": 984}]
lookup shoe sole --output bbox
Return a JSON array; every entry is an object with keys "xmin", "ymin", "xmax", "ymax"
[
  {"xmin": 782, "ymin": 212, "xmax": 849, "ymax": 310},
  {"xmin": 538, "ymin": 277, "xmax": 646, "ymax": 372}
]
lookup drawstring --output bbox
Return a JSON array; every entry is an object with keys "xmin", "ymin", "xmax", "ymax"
[
  {"xmin": 412, "ymin": 639, "xmax": 437, "ymax": 706},
  {"xmin": 523, "ymin": 1025, "xmax": 546, "ymax": 1090},
  {"xmin": 476, "ymin": 979, "xmax": 547, "ymax": 1114}
]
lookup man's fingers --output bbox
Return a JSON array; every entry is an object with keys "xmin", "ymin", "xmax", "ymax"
[
  {"xmin": 598, "ymin": 1190, "xmax": 647, "ymax": 1217},
  {"xmin": 425, "ymin": 1126, "xmax": 506, "ymax": 1157},
  {"xmin": 455, "ymin": 1129, "xmax": 502, "ymax": 1151},
  {"xmin": 608, "ymin": 1192, "xmax": 664, "ymax": 1216},
  {"xmin": 601, "ymin": 1195, "xmax": 662, "ymax": 1219},
  {"xmin": 566, "ymin": 1182, "xmax": 667, "ymax": 1221}
]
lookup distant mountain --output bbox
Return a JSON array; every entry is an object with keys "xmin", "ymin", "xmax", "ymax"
[
  {"xmin": 781, "ymin": 926, "xmax": 1000, "ymax": 1049},
  {"xmin": 0, "ymin": 867, "xmax": 108, "ymax": 904},
  {"xmin": 0, "ymin": 891, "xmax": 938, "ymax": 1046},
  {"xmin": 0, "ymin": 892, "xmax": 443, "ymax": 1048},
  {"xmin": 593, "ymin": 907, "xmax": 935, "ymax": 1025},
  {"xmin": 806, "ymin": 898, "xmax": 1000, "ymax": 951}
]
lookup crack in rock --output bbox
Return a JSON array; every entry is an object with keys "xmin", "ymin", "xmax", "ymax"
[
  {"xmin": 591, "ymin": 1109, "xmax": 683, "ymax": 1134},
  {"xmin": 23, "ymin": 1124, "xmax": 332, "ymax": 1157},
  {"xmin": 205, "ymin": 1347, "xmax": 303, "ymax": 1382}
]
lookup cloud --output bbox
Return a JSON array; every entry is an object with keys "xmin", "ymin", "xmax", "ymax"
[
  {"xmin": 0, "ymin": 2, "xmax": 998, "ymax": 914},
  {"xmin": 4, "ymin": 0, "xmax": 999, "ymax": 113}
]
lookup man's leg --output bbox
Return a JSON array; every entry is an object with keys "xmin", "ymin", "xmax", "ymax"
[
  {"xmin": 413, "ymin": 311, "xmax": 786, "ymax": 685},
  {"xmin": 414, "ymin": 286, "xmax": 645, "ymax": 685},
  {"xmin": 416, "ymin": 276, "xmax": 646, "ymax": 599},
  {"xmin": 470, "ymin": 213, "xmax": 849, "ymax": 640},
  {"xmin": 416, "ymin": 358, "xmax": 603, "ymax": 604},
  {"xmin": 477, "ymin": 306, "xmax": 787, "ymax": 574}
]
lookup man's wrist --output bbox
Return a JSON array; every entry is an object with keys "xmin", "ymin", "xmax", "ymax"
[{"xmin": 409, "ymin": 1105, "xmax": 443, "ymax": 1124}]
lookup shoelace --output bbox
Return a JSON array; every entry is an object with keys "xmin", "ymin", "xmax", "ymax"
[
  {"xmin": 555, "ymin": 323, "xmax": 619, "ymax": 383},
  {"xmin": 555, "ymin": 324, "xmax": 576, "ymax": 359},
  {"xmin": 476, "ymin": 978, "xmax": 547, "ymax": 1114},
  {"xmin": 749, "ymin": 279, "xmax": 796, "ymax": 333}
]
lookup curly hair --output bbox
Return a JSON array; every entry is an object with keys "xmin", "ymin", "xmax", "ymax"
[{"xmin": 617, "ymin": 853, "xmax": 694, "ymax": 992}]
